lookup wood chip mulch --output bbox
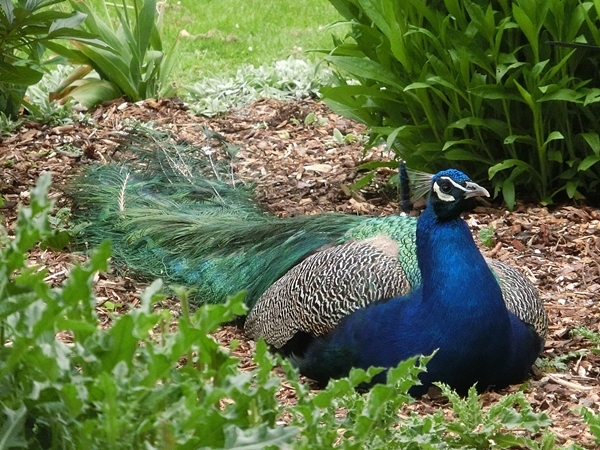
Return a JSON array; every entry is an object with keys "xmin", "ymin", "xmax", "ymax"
[{"xmin": 1, "ymin": 97, "xmax": 600, "ymax": 447}]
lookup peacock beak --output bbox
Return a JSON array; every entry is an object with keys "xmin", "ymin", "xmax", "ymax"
[{"xmin": 464, "ymin": 181, "xmax": 490, "ymax": 199}]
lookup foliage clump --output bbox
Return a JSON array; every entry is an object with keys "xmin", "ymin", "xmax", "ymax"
[
  {"xmin": 323, "ymin": 0, "xmax": 600, "ymax": 207},
  {"xmin": 0, "ymin": 0, "xmax": 100, "ymax": 118}
]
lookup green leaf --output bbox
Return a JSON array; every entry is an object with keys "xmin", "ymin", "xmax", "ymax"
[
  {"xmin": 543, "ymin": 131, "xmax": 564, "ymax": 148},
  {"xmin": 547, "ymin": 150, "xmax": 563, "ymax": 163},
  {"xmin": 583, "ymin": 88, "xmax": 600, "ymax": 106},
  {"xmin": 58, "ymin": 79, "xmax": 122, "ymax": 108},
  {"xmin": 324, "ymin": 56, "xmax": 404, "ymax": 89},
  {"xmin": 0, "ymin": 62, "xmax": 44, "ymax": 86},
  {"xmin": 581, "ymin": 133, "xmax": 600, "ymax": 156},
  {"xmin": 73, "ymin": 44, "xmax": 139, "ymax": 100},
  {"xmin": 579, "ymin": 155, "xmax": 600, "ymax": 171},
  {"xmin": 539, "ymin": 88, "xmax": 583, "ymax": 103},
  {"xmin": 222, "ymin": 424, "xmax": 300, "ymax": 449},
  {"xmin": 513, "ymin": 79, "xmax": 534, "ymax": 109},
  {"xmin": 48, "ymin": 11, "xmax": 87, "ymax": 34},
  {"xmin": 566, "ymin": 180, "xmax": 579, "ymax": 198},
  {"xmin": 503, "ymin": 134, "xmax": 536, "ymax": 146},
  {"xmin": 0, "ymin": 405, "xmax": 27, "ymax": 449},
  {"xmin": 469, "ymin": 84, "xmax": 524, "ymax": 102},
  {"xmin": 357, "ymin": 0, "xmax": 390, "ymax": 37},
  {"xmin": 0, "ymin": 0, "xmax": 15, "ymax": 24},
  {"xmin": 356, "ymin": 160, "xmax": 397, "ymax": 171},
  {"xmin": 444, "ymin": 148, "xmax": 491, "ymax": 163},
  {"xmin": 488, "ymin": 159, "xmax": 534, "ymax": 179},
  {"xmin": 502, "ymin": 179, "xmax": 515, "ymax": 209},
  {"xmin": 351, "ymin": 172, "xmax": 376, "ymax": 190}
]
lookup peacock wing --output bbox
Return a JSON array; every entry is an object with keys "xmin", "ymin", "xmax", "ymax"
[
  {"xmin": 244, "ymin": 236, "xmax": 412, "ymax": 349},
  {"xmin": 486, "ymin": 258, "xmax": 548, "ymax": 338}
]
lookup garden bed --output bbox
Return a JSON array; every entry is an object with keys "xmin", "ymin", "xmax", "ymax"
[{"xmin": 1, "ymin": 97, "xmax": 599, "ymax": 447}]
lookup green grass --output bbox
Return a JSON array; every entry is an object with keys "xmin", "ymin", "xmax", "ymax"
[{"xmin": 87, "ymin": 0, "xmax": 346, "ymax": 87}]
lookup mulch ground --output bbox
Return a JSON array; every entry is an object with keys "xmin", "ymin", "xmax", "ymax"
[{"xmin": 1, "ymin": 97, "xmax": 600, "ymax": 447}]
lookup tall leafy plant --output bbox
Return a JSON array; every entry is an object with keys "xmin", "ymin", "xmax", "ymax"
[
  {"xmin": 52, "ymin": 0, "xmax": 178, "ymax": 108},
  {"xmin": 323, "ymin": 0, "xmax": 600, "ymax": 207},
  {"xmin": 0, "ymin": 0, "xmax": 102, "ymax": 118}
]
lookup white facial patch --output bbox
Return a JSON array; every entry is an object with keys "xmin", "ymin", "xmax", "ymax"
[{"xmin": 432, "ymin": 176, "xmax": 469, "ymax": 202}]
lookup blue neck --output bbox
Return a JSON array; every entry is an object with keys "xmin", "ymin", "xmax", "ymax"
[{"xmin": 416, "ymin": 207, "xmax": 504, "ymax": 313}]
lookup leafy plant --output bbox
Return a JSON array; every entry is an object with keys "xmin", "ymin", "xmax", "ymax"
[
  {"xmin": 535, "ymin": 350, "xmax": 587, "ymax": 372},
  {"xmin": 322, "ymin": 0, "xmax": 600, "ymax": 208},
  {"xmin": 0, "ymin": 173, "xmax": 301, "ymax": 448},
  {"xmin": 0, "ymin": 112, "xmax": 23, "ymax": 135},
  {"xmin": 186, "ymin": 57, "xmax": 335, "ymax": 116},
  {"xmin": 572, "ymin": 326, "xmax": 600, "ymax": 354},
  {"xmin": 0, "ymin": 0, "xmax": 102, "ymax": 118},
  {"xmin": 395, "ymin": 384, "xmax": 554, "ymax": 449},
  {"xmin": 478, "ymin": 226, "xmax": 496, "ymax": 248},
  {"xmin": 581, "ymin": 407, "xmax": 600, "ymax": 447},
  {"xmin": 51, "ymin": 0, "xmax": 179, "ymax": 108}
]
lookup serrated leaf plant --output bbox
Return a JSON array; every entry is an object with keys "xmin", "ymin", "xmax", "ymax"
[
  {"xmin": 0, "ymin": 173, "xmax": 298, "ymax": 448},
  {"xmin": 322, "ymin": 0, "xmax": 600, "ymax": 208}
]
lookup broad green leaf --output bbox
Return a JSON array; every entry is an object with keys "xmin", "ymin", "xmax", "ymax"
[
  {"xmin": 0, "ymin": 62, "xmax": 44, "ymax": 86},
  {"xmin": 566, "ymin": 180, "xmax": 579, "ymax": 198},
  {"xmin": 324, "ymin": 56, "xmax": 405, "ymax": 89},
  {"xmin": 404, "ymin": 82, "xmax": 431, "ymax": 91},
  {"xmin": 488, "ymin": 159, "xmax": 531, "ymax": 178},
  {"xmin": 48, "ymin": 11, "xmax": 86, "ymax": 33},
  {"xmin": 61, "ymin": 79, "xmax": 122, "ymax": 108},
  {"xmin": 447, "ymin": 117, "xmax": 508, "ymax": 137},
  {"xmin": 469, "ymin": 84, "xmax": 524, "ymax": 102},
  {"xmin": 513, "ymin": 80, "xmax": 534, "ymax": 109},
  {"xmin": 441, "ymin": 139, "xmax": 477, "ymax": 151},
  {"xmin": 581, "ymin": 133, "xmax": 600, "ymax": 156},
  {"xmin": 504, "ymin": 135, "xmax": 536, "ymax": 145},
  {"xmin": 356, "ymin": 160, "xmax": 398, "ymax": 170},
  {"xmin": 584, "ymin": 89, "xmax": 600, "ymax": 106},
  {"xmin": 443, "ymin": 148, "xmax": 490, "ymax": 163},
  {"xmin": 72, "ymin": 44, "xmax": 139, "ymax": 100},
  {"xmin": 579, "ymin": 155, "xmax": 600, "ymax": 171},
  {"xmin": 352, "ymin": 172, "xmax": 376, "ymax": 190},
  {"xmin": 0, "ymin": 0, "xmax": 15, "ymax": 23},
  {"xmin": 134, "ymin": 0, "xmax": 158, "ymax": 61},
  {"xmin": 357, "ymin": 0, "xmax": 390, "ymax": 37},
  {"xmin": 502, "ymin": 178, "xmax": 515, "ymax": 210},
  {"xmin": 539, "ymin": 88, "xmax": 583, "ymax": 103},
  {"xmin": 543, "ymin": 131, "xmax": 564, "ymax": 148},
  {"xmin": 548, "ymin": 150, "xmax": 563, "ymax": 163}
]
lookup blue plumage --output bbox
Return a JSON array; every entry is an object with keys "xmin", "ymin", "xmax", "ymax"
[{"xmin": 295, "ymin": 170, "xmax": 543, "ymax": 395}]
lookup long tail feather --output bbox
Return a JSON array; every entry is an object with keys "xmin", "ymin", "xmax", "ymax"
[{"xmin": 70, "ymin": 130, "xmax": 365, "ymax": 306}]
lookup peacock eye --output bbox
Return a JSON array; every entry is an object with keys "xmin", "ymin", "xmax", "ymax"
[{"xmin": 440, "ymin": 183, "xmax": 452, "ymax": 193}]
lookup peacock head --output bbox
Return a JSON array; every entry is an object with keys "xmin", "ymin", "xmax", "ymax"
[{"xmin": 428, "ymin": 169, "xmax": 490, "ymax": 220}]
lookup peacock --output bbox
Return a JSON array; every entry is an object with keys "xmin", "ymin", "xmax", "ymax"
[{"xmin": 70, "ymin": 130, "xmax": 547, "ymax": 394}]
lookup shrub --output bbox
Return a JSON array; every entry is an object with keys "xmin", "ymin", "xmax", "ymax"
[
  {"xmin": 0, "ymin": 0, "xmax": 102, "ymax": 118},
  {"xmin": 50, "ymin": 0, "xmax": 179, "ymax": 108},
  {"xmin": 322, "ymin": 0, "xmax": 600, "ymax": 207}
]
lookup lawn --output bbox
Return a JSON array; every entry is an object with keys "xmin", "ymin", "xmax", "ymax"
[{"xmin": 86, "ymin": 0, "xmax": 347, "ymax": 86}]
